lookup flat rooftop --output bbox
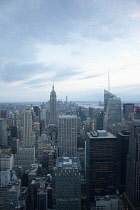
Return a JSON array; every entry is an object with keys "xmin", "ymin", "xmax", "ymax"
[
  {"xmin": 56, "ymin": 157, "xmax": 80, "ymax": 169},
  {"xmin": 87, "ymin": 130, "xmax": 116, "ymax": 139},
  {"xmin": 58, "ymin": 115, "xmax": 77, "ymax": 119}
]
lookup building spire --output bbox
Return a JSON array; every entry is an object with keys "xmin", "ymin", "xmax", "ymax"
[
  {"xmin": 108, "ymin": 69, "xmax": 110, "ymax": 92},
  {"xmin": 52, "ymin": 81, "xmax": 54, "ymax": 91}
]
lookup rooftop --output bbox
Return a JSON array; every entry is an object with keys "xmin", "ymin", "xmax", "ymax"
[
  {"xmin": 87, "ymin": 130, "xmax": 116, "ymax": 139},
  {"xmin": 56, "ymin": 157, "xmax": 80, "ymax": 169},
  {"xmin": 95, "ymin": 195, "xmax": 117, "ymax": 201},
  {"xmin": 59, "ymin": 115, "xmax": 77, "ymax": 119}
]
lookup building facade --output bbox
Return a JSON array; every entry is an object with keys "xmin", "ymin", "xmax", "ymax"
[
  {"xmin": 23, "ymin": 109, "xmax": 33, "ymax": 146},
  {"xmin": 86, "ymin": 130, "xmax": 119, "ymax": 201},
  {"xmin": 104, "ymin": 91, "xmax": 122, "ymax": 131},
  {"xmin": 125, "ymin": 120, "xmax": 140, "ymax": 209},
  {"xmin": 58, "ymin": 115, "xmax": 77, "ymax": 157},
  {"xmin": 55, "ymin": 157, "xmax": 81, "ymax": 210},
  {"xmin": 50, "ymin": 85, "xmax": 57, "ymax": 125}
]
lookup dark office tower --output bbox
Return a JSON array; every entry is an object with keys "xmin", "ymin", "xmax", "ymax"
[
  {"xmin": 123, "ymin": 103, "xmax": 134, "ymax": 120},
  {"xmin": 86, "ymin": 130, "xmax": 119, "ymax": 202},
  {"xmin": 104, "ymin": 91, "xmax": 122, "ymax": 131},
  {"xmin": 96, "ymin": 111, "xmax": 104, "ymax": 130},
  {"xmin": 33, "ymin": 106, "xmax": 40, "ymax": 119},
  {"xmin": 117, "ymin": 131, "xmax": 130, "ymax": 193},
  {"xmin": 0, "ymin": 110, "xmax": 7, "ymax": 119},
  {"xmin": 11, "ymin": 126, "xmax": 17, "ymax": 138},
  {"xmin": 37, "ymin": 187, "xmax": 47, "ymax": 210},
  {"xmin": 125, "ymin": 120, "xmax": 140, "ymax": 209},
  {"xmin": 50, "ymin": 85, "xmax": 57, "ymax": 125},
  {"xmin": 89, "ymin": 107, "xmax": 94, "ymax": 119},
  {"xmin": 55, "ymin": 157, "xmax": 81, "ymax": 210}
]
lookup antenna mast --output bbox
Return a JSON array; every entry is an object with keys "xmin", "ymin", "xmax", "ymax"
[{"xmin": 108, "ymin": 69, "xmax": 110, "ymax": 92}]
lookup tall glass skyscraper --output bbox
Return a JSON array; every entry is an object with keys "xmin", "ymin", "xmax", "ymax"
[
  {"xmin": 104, "ymin": 90, "xmax": 122, "ymax": 131},
  {"xmin": 50, "ymin": 85, "xmax": 57, "ymax": 125}
]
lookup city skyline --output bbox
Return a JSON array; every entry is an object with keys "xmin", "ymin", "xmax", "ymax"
[{"xmin": 0, "ymin": 0, "xmax": 140, "ymax": 102}]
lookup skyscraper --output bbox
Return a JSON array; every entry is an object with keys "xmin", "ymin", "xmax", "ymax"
[
  {"xmin": 58, "ymin": 115, "xmax": 77, "ymax": 157},
  {"xmin": 55, "ymin": 157, "xmax": 81, "ymax": 210},
  {"xmin": 104, "ymin": 90, "xmax": 122, "ymax": 131},
  {"xmin": 125, "ymin": 120, "xmax": 140, "ymax": 209},
  {"xmin": 123, "ymin": 103, "xmax": 134, "ymax": 120},
  {"xmin": 23, "ymin": 109, "xmax": 33, "ymax": 146},
  {"xmin": 50, "ymin": 85, "xmax": 57, "ymax": 125},
  {"xmin": 0, "ymin": 118, "xmax": 8, "ymax": 146},
  {"xmin": 86, "ymin": 130, "xmax": 119, "ymax": 201},
  {"xmin": 104, "ymin": 89, "xmax": 115, "ymax": 114},
  {"xmin": 117, "ymin": 130, "xmax": 130, "ymax": 193}
]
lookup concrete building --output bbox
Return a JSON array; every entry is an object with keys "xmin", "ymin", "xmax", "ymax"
[
  {"xmin": 0, "ymin": 118, "xmax": 8, "ymax": 146},
  {"xmin": 123, "ymin": 103, "xmax": 134, "ymax": 120},
  {"xmin": 0, "ymin": 169, "xmax": 10, "ymax": 186},
  {"xmin": 14, "ymin": 146, "xmax": 35, "ymax": 171},
  {"xmin": 95, "ymin": 195, "xmax": 124, "ymax": 210},
  {"xmin": 58, "ymin": 115, "xmax": 77, "ymax": 157},
  {"xmin": 0, "ymin": 154, "xmax": 14, "ymax": 170},
  {"xmin": 86, "ymin": 130, "xmax": 119, "ymax": 201},
  {"xmin": 23, "ymin": 109, "xmax": 35, "ymax": 146},
  {"xmin": 54, "ymin": 157, "xmax": 81, "ymax": 210}
]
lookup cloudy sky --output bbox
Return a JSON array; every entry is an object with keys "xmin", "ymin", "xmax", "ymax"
[{"xmin": 0, "ymin": 0, "xmax": 140, "ymax": 102}]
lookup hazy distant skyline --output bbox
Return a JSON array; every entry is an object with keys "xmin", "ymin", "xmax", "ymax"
[{"xmin": 0, "ymin": 0, "xmax": 140, "ymax": 102}]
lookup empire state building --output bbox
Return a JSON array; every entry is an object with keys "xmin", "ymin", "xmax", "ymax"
[{"xmin": 50, "ymin": 85, "xmax": 57, "ymax": 125}]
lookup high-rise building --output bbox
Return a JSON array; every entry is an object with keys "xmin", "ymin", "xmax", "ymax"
[
  {"xmin": 123, "ymin": 103, "xmax": 134, "ymax": 120},
  {"xmin": 0, "ymin": 118, "xmax": 8, "ymax": 146},
  {"xmin": 55, "ymin": 157, "xmax": 81, "ymax": 210},
  {"xmin": 58, "ymin": 115, "xmax": 77, "ymax": 157},
  {"xmin": 37, "ymin": 185, "xmax": 47, "ymax": 210},
  {"xmin": 50, "ymin": 85, "xmax": 57, "ymax": 125},
  {"xmin": 23, "ymin": 109, "xmax": 34, "ymax": 146},
  {"xmin": 117, "ymin": 131, "xmax": 130, "ymax": 193},
  {"xmin": 0, "ymin": 110, "xmax": 7, "ymax": 119},
  {"xmin": 104, "ymin": 90, "xmax": 122, "ymax": 131},
  {"xmin": 14, "ymin": 146, "xmax": 35, "ymax": 171},
  {"xmin": 86, "ymin": 130, "xmax": 119, "ymax": 202},
  {"xmin": 125, "ymin": 120, "xmax": 140, "ymax": 209},
  {"xmin": 104, "ymin": 90, "xmax": 115, "ymax": 114}
]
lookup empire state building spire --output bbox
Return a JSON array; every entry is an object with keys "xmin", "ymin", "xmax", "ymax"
[{"xmin": 50, "ymin": 84, "xmax": 57, "ymax": 125}]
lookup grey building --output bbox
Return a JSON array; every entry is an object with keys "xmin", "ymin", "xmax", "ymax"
[
  {"xmin": 0, "ymin": 118, "xmax": 8, "ymax": 146},
  {"xmin": 14, "ymin": 146, "xmax": 35, "ymax": 171},
  {"xmin": 123, "ymin": 103, "xmax": 134, "ymax": 120},
  {"xmin": 54, "ymin": 157, "xmax": 81, "ymax": 210},
  {"xmin": 23, "ymin": 109, "xmax": 34, "ymax": 146},
  {"xmin": 58, "ymin": 115, "xmax": 77, "ymax": 157},
  {"xmin": 50, "ymin": 85, "xmax": 57, "ymax": 125}
]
